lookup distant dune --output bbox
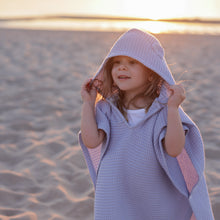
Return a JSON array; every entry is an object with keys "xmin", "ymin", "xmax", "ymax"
[{"xmin": 0, "ymin": 14, "xmax": 220, "ymax": 24}]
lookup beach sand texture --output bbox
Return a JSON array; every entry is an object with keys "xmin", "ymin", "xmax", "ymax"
[{"xmin": 0, "ymin": 28, "xmax": 219, "ymax": 219}]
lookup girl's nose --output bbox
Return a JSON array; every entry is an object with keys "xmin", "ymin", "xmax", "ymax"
[{"xmin": 118, "ymin": 63, "xmax": 127, "ymax": 70}]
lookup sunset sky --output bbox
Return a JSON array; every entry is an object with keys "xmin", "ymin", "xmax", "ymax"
[{"xmin": 0, "ymin": 0, "xmax": 219, "ymax": 20}]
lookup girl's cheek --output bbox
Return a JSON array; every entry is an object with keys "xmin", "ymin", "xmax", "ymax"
[
  {"xmin": 111, "ymin": 69, "xmax": 116, "ymax": 79},
  {"xmin": 111, "ymin": 66, "xmax": 116, "ymax": 73}
]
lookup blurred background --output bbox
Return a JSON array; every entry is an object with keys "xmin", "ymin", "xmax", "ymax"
[
  {"xmin": 0, "ymin": 0, "xmax": 220, "ymax": 34},
  {"xmin": 0, "ymin": 0, "xmax": 219, "ymax": 220}
]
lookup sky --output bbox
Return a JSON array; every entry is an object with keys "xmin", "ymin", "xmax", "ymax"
[{"xmin": 0, "ymin": 0, "xmax": 219, "ymax": 20}]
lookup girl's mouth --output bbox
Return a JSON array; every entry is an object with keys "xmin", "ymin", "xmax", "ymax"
[{"xmin": 118, "ymin": 75, "xmax": 131, "ymax": 79}]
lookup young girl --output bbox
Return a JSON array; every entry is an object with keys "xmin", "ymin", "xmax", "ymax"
[{"xmin": 79, "ymin": 29, "xmax": 214, "ymax": 220}]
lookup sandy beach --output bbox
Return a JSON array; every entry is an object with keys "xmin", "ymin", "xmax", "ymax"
[{"xmin": 0, "ymin": 28, "xmax": 219, "ymax": 219}]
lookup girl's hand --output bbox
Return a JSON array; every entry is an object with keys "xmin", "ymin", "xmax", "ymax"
[
  {"xmin": 81, "ymin": 79, "xmax": 97, "ymax": 105},
  {"xmin": 167, "ymin": 84, "xmax": 186, "ymax": 108}
]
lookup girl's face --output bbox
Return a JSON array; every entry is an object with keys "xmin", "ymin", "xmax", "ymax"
[{"xmin": 111, "ymin": 56, "xmax": 150, "ymax": 97}]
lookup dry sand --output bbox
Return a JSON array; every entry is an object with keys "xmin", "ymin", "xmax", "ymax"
[{"xmin": 0, "ymin": 28, "xmax": 219, "ymax": 219}]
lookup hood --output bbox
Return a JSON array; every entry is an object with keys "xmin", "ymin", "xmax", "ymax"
[{"xmin": 91, "ymin": 28, "xmax": 175, "ymax": 100}]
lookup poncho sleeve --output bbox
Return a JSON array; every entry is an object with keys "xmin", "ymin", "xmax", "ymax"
[
  {"xmin": 78, "ymin": 100, "xmax": 111, "ymax": 187},
  {"xmin": 153, "ymin": 106, "xmax": 214, "ymax": 220}
]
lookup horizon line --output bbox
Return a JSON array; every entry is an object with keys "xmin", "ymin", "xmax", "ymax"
[{"xmin": 0, "ymin": 14, "xmax": 220, "ymax": 24}]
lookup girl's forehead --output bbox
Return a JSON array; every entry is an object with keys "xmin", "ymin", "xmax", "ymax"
[
  {"xmin": 111, "ymin": 56, "xmax": 146, "ymax": 68},
  {"xmin": 112, "ymin": 55, "xmax": 134, "ymax": 60}
]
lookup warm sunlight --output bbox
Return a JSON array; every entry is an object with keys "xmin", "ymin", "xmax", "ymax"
[
  {"xmin": 0, "ymin": 0, "xmax": 219, "ymax": 34},
  {"xmin": 0, "ymin": 0, "xmax": 219, "ymax": 20},
  {"xmin": 121, "ymin": 0, "xmax": 188, "ymax": 19}
]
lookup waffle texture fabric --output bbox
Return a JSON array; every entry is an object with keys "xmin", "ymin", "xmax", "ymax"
[{"xmin": 78, "ymin": 29, "xmax": 214, "ymax": 219}]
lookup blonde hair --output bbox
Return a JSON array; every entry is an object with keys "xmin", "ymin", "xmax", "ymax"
[{"xmin": 97, "ymin": 57, "xmax": 164, "ymax": 121}]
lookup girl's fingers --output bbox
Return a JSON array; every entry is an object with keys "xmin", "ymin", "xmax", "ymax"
[
  {"xmin": 167, "ymin": 83, "xmax": 186, "ymax": 107},
  {"xmin": 82, "ymin": 78, "xmax": 92, "ymax": 92},
  {"xmin": 83, "ymin": 78, "xmax": 92, "ymax": 87},
  {"xmin": 81, "ymin": 78, "xmax": 97, "ymax": 103},
  {"xmin": 168, "ymin": 86, "xmax": 174, "ymax": 94},
  {"xmin": 169, "ymin": 83, "xmax": 185, "ymax": 95},
  {"xmin": 86, "ymin": 81, "xmax": 93, "ymax": 92}
]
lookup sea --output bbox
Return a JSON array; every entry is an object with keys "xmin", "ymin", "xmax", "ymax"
[{"xmin": 0, "ymin": 17, "xmax": 220, "ymax": 35}]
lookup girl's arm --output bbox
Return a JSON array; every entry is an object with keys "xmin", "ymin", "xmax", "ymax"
[
  {"xmin": 163, "ymin": 84, "xmax": 186, "ymax": 157},
  {"xmin": 80, "ymin": 79, "xmax": 105, "ymax": 149}
]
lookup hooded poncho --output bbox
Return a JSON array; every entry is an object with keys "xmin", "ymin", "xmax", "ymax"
[{"xmin": 78, "ymin": 29, "xmax": 214, "ymax": 220}]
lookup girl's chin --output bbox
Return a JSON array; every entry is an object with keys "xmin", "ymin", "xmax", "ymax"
[{"xmin": 116, "ymin": 86, "xmax": 131, "ymax": 92}]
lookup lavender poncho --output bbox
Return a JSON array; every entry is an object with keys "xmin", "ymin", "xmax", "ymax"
[{"xmin": 78, "ymin": 29, "xmax": 214, "ymax": 220}]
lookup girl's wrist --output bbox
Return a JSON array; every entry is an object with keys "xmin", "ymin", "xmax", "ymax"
[
  {"xmin": 167, "ymin": 104, "xmax": 179, "ymax": 110},
  {"xmin": 83, "ymin": 100, "xmax": 95, "ymax": 108}
]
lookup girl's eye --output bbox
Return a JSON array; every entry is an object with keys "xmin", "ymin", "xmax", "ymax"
[
  {"xmin": 113, "ymin": 60, "xmax": 120, "ymax": 64},
  {"xmin": 129, "ymin": 60, "xmax": 136, "ymax": 64}
]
